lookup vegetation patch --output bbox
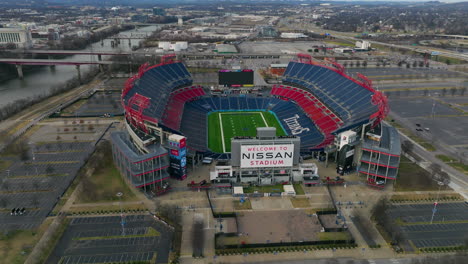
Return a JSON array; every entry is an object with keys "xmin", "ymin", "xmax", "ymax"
[
  {"xmin": 436, "ymin": 154, "xmax": 468, "ymax": 174},
  {"xmin": 318, "ymin": 232, "xmax": 352, "ymax": 241},
  {"xmin": 290, "ymin": 198, "xmax": 311, "ymax": 208},
  {"xmin": 0, "ymin": 218, "xmax": 52, "ymax": 264},
  {"xmin": 394, "ymin": 156, "xmax": 445, "ymax": 191},
  {"xmin": 75, "ymin": 141, "xmax": 136, "ymax": 203},
  {"xmin": 233, "ymin": 199, "xmax": 252, "ymax": 210},
  {"xmin": 293, "ymin": 183, "xmax": 305, "ymax": 195},
  {"xmin": 391, "ymin": 192, "xmax": 461, "ymax": 202},
  {"xmin": 243, "ymin": 184, "xmax": 284, "ymax": 193},
  {"xmin": 0, "ymin": 159, "xmax": 12, "ymax": 171}
]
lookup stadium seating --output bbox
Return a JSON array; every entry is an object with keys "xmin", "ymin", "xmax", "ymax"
[
  {"xmin": 123, "ymin": 62, "xmax": 193, "ymax": 123},
  {"xmin": 179, "ymin": 102, "xmax": 208, "ymax": 152},
  {"xmin": 271, "ymin": 85, "xmax": 341, "ymax": 134},
  {"xmin": 282, "ymin": 61, "xmax": 378, "ymax": 128},
  {"xmin": 161, "ymin": 85, "xmax": 205, "ymax": 131}
]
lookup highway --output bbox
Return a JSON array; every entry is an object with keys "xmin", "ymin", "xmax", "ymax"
[
  {"xmin": 0, "ymin": 58, "xmax": 113, "ymax": 65},
  {"xmin": 279, "ymin": 18, "xmax": 468, "ymax": 62}
]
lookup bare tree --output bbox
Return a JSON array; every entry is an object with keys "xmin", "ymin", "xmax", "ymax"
[
  {"xmin": 45, "ymin": 165, "xmax": 55, "ymax": 175},
  {"xmin": 450, "ymin": 87, "xmax": 457, "ymax": 96},
  {"xmin": 401, "ymin": 140, "xmax": 414, "ymax": 154},
  {"xmin": 0, "ymin": 197, "xmax": 8, "ymax": 208},
  {"xmin": 429, "ymin": 163, "xmax": 442, "ymax": 179}
]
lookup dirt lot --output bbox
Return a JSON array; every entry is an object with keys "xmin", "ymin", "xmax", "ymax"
[{"xmin": 236, "ymin": 210, "xmax": 322, "ymax": 244}]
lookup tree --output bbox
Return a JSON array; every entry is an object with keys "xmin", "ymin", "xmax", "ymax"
[
  {"xmin": 45, "ymin": 165, "xmax": 55, "ymax": 175},
  {"xmin": 423, "ymin": 89, "xmax": 429, "ymax": 96},
  {"xmin": 0, "ymin": 197, "xmax": 8, "ymax": 208},
  {"xmin": 442, "ymin": 88, "xmax": 447, "ymax": 96},
  {"xmin": 31, "ymin": 195, "xmax": 40, "ymax": 208},
  {"xmin": 461, "ymin": 87, "xmax": 466, "ymax": 96},
  {"xmin": 435, "ymin": 171, "xmax": 450, "ymax": 186},
  {"xmin": 429, "ymin": 163, "xmax": 442, "ymax": 179},
  {"xmin": 401, "ymin": 140, "xmax": 414, "ymax": 154},
  {"xmin": 450, "ymin": 87, "xmax": 457, "ymax": 96}
]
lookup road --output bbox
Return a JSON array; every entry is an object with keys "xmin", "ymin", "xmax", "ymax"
[
  {"xmin": 0, "ymin": 76, "xmax": 105, "ymax": 153},
  {"xmin": 249, "ymin": 258, "xmax": 413, "ymax": 264},
  {"xmin": 279, "ymin": 18, "xmax": 468, "ymax": 62}
]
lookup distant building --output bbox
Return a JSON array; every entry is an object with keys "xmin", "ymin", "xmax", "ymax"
[
  {"xmin": 259, "ymin": 26, "xmax": 278, "ymax": 38},
  {"xmin": 356, "ymin": 41, "xmax": 371, "ymax": 50},
  {"xmin": 214, "ymin": 44, "xmax": 238, "ymax": 54},
  {"xmin": 280, "ymin": 32, "xmax": 307, "ymax": 39},
  {"xmin": 0, "ymin": 28, "xmax": 32, "ymax": 48},
  {"xmin": 178, "ymin": 18, "xmax": 183, "ymax": 26},
  {"xmin": 131, "ymin": 15, "xmax": 148, "ymax": 23},
  {"xmin": 153, "ymin": 7, "xmax": 166, "ymax": 16}
]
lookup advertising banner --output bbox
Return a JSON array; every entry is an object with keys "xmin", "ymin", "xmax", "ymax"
[{"xmin": 240, "ymin": 144, "xmax": 294, "ymax": 168}]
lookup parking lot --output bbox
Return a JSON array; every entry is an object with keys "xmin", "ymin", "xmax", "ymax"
[
  {"xmin": 388, "ymin": 202, "xmax": 468, "ymax": 249},
  {"xmin": 0, "ymin": 124, "xmax": 109, "ymax": 230},
  {"xmin": 59, "ymin": 91, "xmax": 123, "ymax": 118},
  {"xmin": 46, "ymin": 215, "xmax": 174, "ymax": 264}
]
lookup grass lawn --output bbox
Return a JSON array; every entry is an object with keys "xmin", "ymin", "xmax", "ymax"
[
  {"xmin": 0, "ymin": 218, "xmax": 52, "ymax": 264},
  {"xmin": 436, "ymin": 154, "xmax": 468, "ymax": 174},
  {"xmin": 324, "ymin": 40, "xmax": 355, "ymax": 47},
  {"xmin": 293, "ymin": 183, "xmax": 305, "ymax": 195},
  {"xmin": 0, "ymin": 160, "xmax": 12, "ymax": 171},
  {"xmin": 208, "ymin": 111, "xmax": 286, "ymax": 153},
  {"xmin": 290, "ymin": 198, "xmax": 310, "ymax": 208},
  {"xmin": 394, "ymin": 156, "xmax": 443, "ymax": 191},
  {"xmin": 75, "ymin": 141, "xmax": 137, "ymax": 203},
  {"xmin": 243, "ymin": 184, "xmax": 284, "ymax": 193},
  {"xmin": 216, "ymin": 235, "xmax": 249, "ymax": 247},
  {"xmin": 318, "ymin": 232, "xmax": 352, "ymax": 241},
  {"xmin": 76, "ymin": 163, "xmax": 137, "ymax": 203},
  {"xmin": 233, "ymin": 199, "xmax": 252, "ymax": 210}
]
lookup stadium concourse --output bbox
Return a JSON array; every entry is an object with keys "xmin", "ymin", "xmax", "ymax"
[{"xmin": 110, "ymin": 53, "xmax": 401, "ymax": 192}]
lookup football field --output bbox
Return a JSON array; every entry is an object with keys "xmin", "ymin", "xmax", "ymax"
[{"xmin": 208, "ymin": 111, "xmax": 286, "ymax": 153}]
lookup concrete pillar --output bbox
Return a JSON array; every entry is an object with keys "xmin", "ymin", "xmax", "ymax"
[
  {"xmin": 99, "ymin": 64, "xmax": 104, "ymax": 73},
  {"xmin": 75, "ymin": 65, "xmax": 81, "ymax": 84},
  {"xmin": 325, "ymin": 152, "xmax": 329, "ymax": 168},
  {"xmin": 128, "ymin": 39, "xmax": 131, "ymax": 46},
  {"xmin": 98, "ymin": 54, "xmax": 102, "ymax": 61},
  {"xmin": 16, "ymin": 64, "xmax": 24, "ymax": 79},
  {"xmin": 48, "ymin": 56, "xmax": 56, "ymax": 69}
]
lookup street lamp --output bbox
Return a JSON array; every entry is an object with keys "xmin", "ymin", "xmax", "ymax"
[
  {"xmin": 116, "ymin": 192, "xmax": 125, "ymax": 236},
  {"xmin": 29, "ymin": 142, "xmax": 38, "ymax": 176},
  {"xmin": 430, "ymin": 181, "xmax": 445, "ymax": 224}
]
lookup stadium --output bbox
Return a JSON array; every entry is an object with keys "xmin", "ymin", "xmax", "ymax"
[{"xmin": 111, "ymin": 53, "xmax": 401, "ymax": 191}]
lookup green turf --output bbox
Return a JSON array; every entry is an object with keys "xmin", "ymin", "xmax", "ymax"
[{"xmin": 208, "ymin": 111, "xmax": 286, "ymax": 153}]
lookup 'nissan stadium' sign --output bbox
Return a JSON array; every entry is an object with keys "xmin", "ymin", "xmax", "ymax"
[{"xmin": 240, "ymin": 144, "xmax": 294, "ymax": 168}]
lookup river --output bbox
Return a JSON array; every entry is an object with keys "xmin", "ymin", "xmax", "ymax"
[{"xmin": 0, "ymin": 25, "xmax": 159, "ymax": 108}]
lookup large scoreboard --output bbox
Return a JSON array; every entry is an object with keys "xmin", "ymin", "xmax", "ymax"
[{"xmin": 218, "ymin": 69, "xmax": 254, "ymax": 87}]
